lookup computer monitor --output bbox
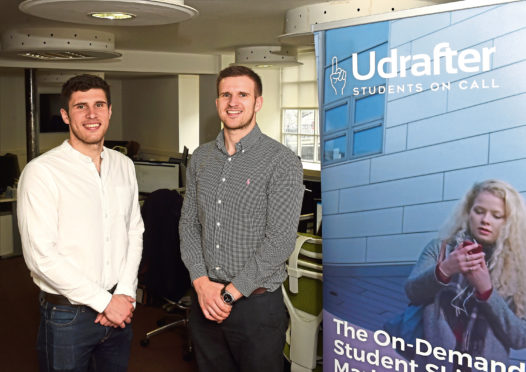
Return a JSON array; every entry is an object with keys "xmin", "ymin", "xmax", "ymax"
[
  {"xmin": 0, "ymin": 153, "xmax": 20, "ymax": 194},
  {"xmin": 134, "ymin": 161, "xmax": 180, "ymax": 194}
]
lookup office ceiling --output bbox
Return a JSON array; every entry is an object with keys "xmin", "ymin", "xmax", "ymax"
[{"xmin": 0, "ymin": 0, "xmax": 460, "ymax": 56}]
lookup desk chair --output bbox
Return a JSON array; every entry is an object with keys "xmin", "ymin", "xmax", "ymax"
[
  {"xmin": 283, "ymin": 233, "xmax": 323, "ymax": 372},
  {"xmin": 138, "ymin": 189, "xmax": 192, "ymax": 360}
]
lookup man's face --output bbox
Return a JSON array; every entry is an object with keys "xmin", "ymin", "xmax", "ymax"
[
  {"xmin": 60, "ymin": 88, "xmax": 111, "ymax": 147},
  {"xmin": 215, "ymin": 76, "xmax": 262, "ymax": 131}
]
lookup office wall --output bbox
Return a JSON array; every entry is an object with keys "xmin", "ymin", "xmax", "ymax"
[
  {"xmin": 0, "ymin": 64, "xmax": 296, "ymax": 167},
  {"xmin": 121, "ymin": 76, "xmax": 179, "ymax": 159},
  {"xmin": 178, "ymin": 75, "xmax": 200, "ymax": 152},
  {"xmin": 254, "ymin": 68, "xmax": 281, "ymax": 141},
  {"xmin": 0, "ymin": 69, "xmax": 26, "ymax": 165},
  {"xmin": 105, "ymin": 78, "xmax": 124, "ymax": 141},
  {"xmin": 0, "ymin": 69, "xmax": 124, "ymax": 168},
  {"xmin": 199, "ymin": 74, "xmax": 220, "ymax": 145}
]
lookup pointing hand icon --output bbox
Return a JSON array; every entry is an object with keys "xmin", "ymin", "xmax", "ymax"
[{"xmin": 330, "ymin": 56, "xmax": 346, "ymax": 96}]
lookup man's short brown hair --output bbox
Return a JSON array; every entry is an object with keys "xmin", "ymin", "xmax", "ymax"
[
  {"xmin": 216, "ymin": 66, "xmax": 262, "ymax": 97},
  {"xmin": 61, "ymin": 74, "xmax": 111, "ymax": 110}
]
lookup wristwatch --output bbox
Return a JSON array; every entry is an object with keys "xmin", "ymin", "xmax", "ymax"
[{"xmin": 221, "ymin": 285, "xmax": 235, "ymax": 306}]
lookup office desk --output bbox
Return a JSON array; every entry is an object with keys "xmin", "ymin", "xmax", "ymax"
[{"xmin": 0, "ymin": 197, "xmax": 22, "ymax": 257}]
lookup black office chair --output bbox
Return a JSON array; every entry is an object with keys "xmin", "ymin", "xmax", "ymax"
[{"xmin": 138, "ymin": 188, "xmax": 192, "ymax": 360}]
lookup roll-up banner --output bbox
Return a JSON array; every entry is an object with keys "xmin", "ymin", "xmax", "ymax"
[{"xmin": 314, "ymin": 1, "xmax": 526, "ymax": 371}]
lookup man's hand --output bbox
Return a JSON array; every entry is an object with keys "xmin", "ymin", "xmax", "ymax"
[
  {"xmin": 100, "ymin": 294, "xmax": 135, "ymax": 328},
  {"xmin": 193, "ymin": 276, "xmax": 232, "ymax": 323},
  {"xmin": 94, "ymin": 313, "xmax": 122, "ymax": 328}
]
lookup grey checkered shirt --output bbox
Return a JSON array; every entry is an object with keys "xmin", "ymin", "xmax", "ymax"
[{"xmin": 180, "ymin": 125, "xmax": 305, "ymax": 297}]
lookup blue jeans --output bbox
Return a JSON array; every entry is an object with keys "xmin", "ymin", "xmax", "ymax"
[{"xmin": 37, "ymin": 293, "xmax": 133, "ymax": 372}]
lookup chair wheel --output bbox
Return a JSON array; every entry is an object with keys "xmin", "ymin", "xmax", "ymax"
[{"xmin": 140, "ymin": 338, "xmax": 150, "ymax": 347}]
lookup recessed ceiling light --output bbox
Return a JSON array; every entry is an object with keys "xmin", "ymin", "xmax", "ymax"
[
  {"xmin": 0, "ymin": 28, "xmax": 121, "ymax": 61},
  {"xmin": 89, "ymin": 12, "xmax": 136, "ymax": 20},
  {"xmin": 19, "ymin": 0, "xmax": 198, "ymax": 26}
]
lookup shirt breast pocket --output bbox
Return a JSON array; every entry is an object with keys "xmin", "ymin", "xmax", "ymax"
[{"xmin": 112, "ymin": 185, "xmax": 132, "ymax": 220}]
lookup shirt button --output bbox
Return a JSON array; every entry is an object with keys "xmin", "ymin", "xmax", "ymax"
[
  {"xmin": 228, "ymin": 158, "xmax": 232, "ymax": 162},
  {"xmin": 217, "ymin": 200, "xmax": 222, "ymax": 204},
  {"xmin": 215, "ymin": 266, "xmax": 221, "ymax": 271},
  {"xmin": 216, "ymin": 222, "xmax": 220, "ymax": 227},
  {"xmin": 216, "ymin": 244, "xmax": 220, "ymax": 249},
  {"xmin": 222, "ymin": 178, "xmax": 226, "ymax": 182},
  {"xmin": 242, "ymin": 149, "xmax": 245, "ymax": 153}
]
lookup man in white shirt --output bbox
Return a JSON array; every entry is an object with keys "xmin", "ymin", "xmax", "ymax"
[{"xmin": 17, "ymin": 74, "xmax": 144, "ymax": 372}]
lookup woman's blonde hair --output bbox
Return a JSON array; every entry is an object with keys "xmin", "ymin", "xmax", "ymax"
[{"xmin": 440, "ymin": 179, "xmax": 526, "ymax": 317}]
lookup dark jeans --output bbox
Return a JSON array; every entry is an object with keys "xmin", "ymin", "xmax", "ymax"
[
  {"xmin": 190, "ymin": 288, "xmax": 288, "ymax": 372},
  {"xmin": 37, "ymin": 293, "xmax": 133, "ymax": 372}
]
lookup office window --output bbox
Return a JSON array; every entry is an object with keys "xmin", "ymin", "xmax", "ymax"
[
  {"xmin": 282, "ymin": 108, "xmax": 320, "ymax": 162},
  {"xmin": 281, "ymin": 52, "xmax": 320, "ymax": 168}
]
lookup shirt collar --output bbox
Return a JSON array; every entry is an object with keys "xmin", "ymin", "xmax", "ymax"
[
  {"xmin": 215, "ymin": 124, "xmax": 262, "ymax": 155},
  {"xmin": 62, "ymin": 140, "xmax": 106, "ymax": 163}
]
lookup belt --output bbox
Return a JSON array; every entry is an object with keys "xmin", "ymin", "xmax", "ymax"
[
  {"xmin": 251, "ymin": 287, "xmax": 266, "ymax": 295},
  {"xmin": 42, "ymin": 284, "xmax": 117, "ymax": 306}
]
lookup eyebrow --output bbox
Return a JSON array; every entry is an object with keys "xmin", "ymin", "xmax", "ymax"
[
  {"xmin": 72, "ymin": 100, "xmax": 107, "ymax": 106},
  {"xmin": 219, "ymin": 91, "xmax": 251, "ymax": 96}
]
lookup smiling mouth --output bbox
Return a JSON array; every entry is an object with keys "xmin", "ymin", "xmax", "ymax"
[
  {"xmin": 83, "ymin": 123, "xmax": 101, "ymax": 130},
  {"xmin": 226, "ymin": 110, "xmax": 242, "ymax": 115}
]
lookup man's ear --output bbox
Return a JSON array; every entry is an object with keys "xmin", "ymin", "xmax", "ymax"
[
  {"xmin": 108, "ymin": 104, "xmax": 112, "ymax": 120},
  {"xmin": 60, "ymin": 108, "xmax": 70, "ymax": 125},
  {"xmin": 255, "ymin": 95, "xmax": 263, "ymax": 113}
]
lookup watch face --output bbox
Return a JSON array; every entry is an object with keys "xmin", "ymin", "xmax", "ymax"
[{"xmin": 222, "ymin": 291, "xmax": 235, "ymax": 305}]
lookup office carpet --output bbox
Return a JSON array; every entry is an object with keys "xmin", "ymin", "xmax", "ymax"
[{"xmin": 0, "ymin": 256, "xmax": 198, "ymax": 372}]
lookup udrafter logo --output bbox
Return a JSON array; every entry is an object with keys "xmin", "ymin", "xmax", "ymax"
[{"xmin": 351, "ymin": 42, "xmax": 495, "ymax": 80}]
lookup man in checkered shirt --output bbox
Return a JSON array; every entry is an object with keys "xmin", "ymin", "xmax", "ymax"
[{"xmin": 180, "ymin": 65, "xmax": 305, "ymax": 372}]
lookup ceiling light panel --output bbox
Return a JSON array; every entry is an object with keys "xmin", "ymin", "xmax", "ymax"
[
  {"xmin": 19, "ymin": 0, "xmax": 198, "ymax": 26},
  {"xmin": 1, "ymin": 28, "xmax": 121, "ymax": 60}
]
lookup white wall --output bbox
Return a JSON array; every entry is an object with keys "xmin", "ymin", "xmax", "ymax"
[
  {"xmin": 254, "ymin": 68, "xmax": 281, "ymax": 141},
  {"xmin": 178, "ymin": 75, "xmax": 200, "ymax": 153}
]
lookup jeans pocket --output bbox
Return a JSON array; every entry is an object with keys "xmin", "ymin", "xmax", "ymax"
[{"xmin": 48, "ymin": 306, "xmax": 80, "ymax": 327}]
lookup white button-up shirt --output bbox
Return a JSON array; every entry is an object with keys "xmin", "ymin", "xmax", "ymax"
[{"xmin": 17, "ymin": 141, "xmax": 144, "ymax": 313}]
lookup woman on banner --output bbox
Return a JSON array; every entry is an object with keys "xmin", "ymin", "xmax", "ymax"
[{"xmin": 405, "ymin": 179, "xmax": 526, "ymax": 371}]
